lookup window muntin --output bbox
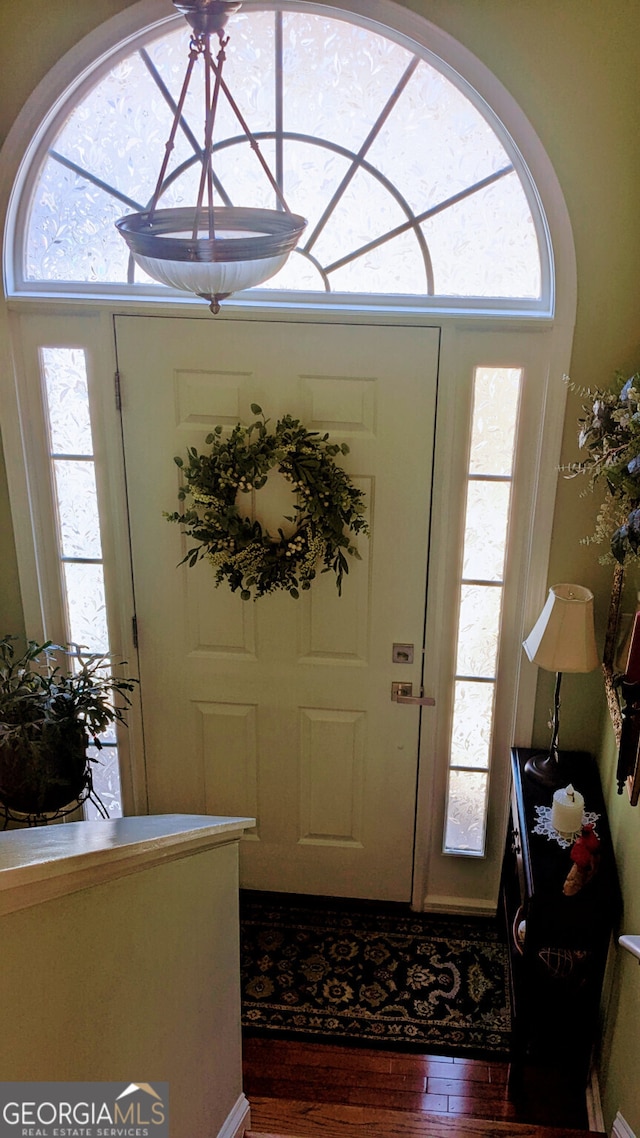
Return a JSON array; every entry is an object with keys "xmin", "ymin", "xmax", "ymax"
[
  {"xmin": 21, "ymin": 9, "xmax": 542, "ymax": 304},
  {"xmin": 444, "ymin": 366, "xmax": 521, "ymax": 855}
]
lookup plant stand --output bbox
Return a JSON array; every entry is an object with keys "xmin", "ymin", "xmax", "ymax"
[{"xmin": 0, "ymin": 771, "xmax": 109, "ymax": 828}]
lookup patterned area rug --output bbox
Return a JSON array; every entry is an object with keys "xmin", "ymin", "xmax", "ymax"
[{"xmin": 240, "ymin": 891, "xmax": 511, "ymax": 1058}]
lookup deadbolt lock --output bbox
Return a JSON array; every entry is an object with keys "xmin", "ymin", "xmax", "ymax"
[{"xmin": 392, "ymin": 643, "xmax": 414, "ymax": 664}]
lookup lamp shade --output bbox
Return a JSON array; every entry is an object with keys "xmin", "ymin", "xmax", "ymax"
[{"xmin": 523, "ymin": 583, "xmax": 599, "ymax": 673}]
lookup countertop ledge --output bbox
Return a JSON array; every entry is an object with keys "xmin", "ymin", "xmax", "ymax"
[{"xmin": 0, "ymin": 814, "xmax": 255, "ymax": 916}]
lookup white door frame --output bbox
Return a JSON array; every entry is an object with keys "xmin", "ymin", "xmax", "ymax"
[
  {"xmin": 414, "ymin": 323, "xmax": 563, "ymax": 912},
  {"xmin": 1, "ymin": 301, "xmax": 571, "ymax": 910}
]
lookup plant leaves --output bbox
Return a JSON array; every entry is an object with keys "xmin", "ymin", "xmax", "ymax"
[{"xmin": 166, "ymin": 407, "xmax": 369, "ymax": 597}]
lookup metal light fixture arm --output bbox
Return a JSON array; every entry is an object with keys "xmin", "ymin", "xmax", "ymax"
[
  {"xmin": 197, "ymin": 32, "xmax": 227, "ymax": 241},
  {"xmin": 115, "ymin": 0, "xmax": 307, "ymax": 312},
  {"xmin": 206, "ymin": 47, "xmax": 291, "ymax": 213},
  {"xmin": 147, "ymin": 40, "xmax": 202, "ymax": 223},
  {"xmin": 149, "ymin": 20, "xmax": 294, "ymax": 229}
]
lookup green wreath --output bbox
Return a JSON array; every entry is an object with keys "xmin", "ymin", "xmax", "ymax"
[{"xmin": 165, "ymin": 405, "xmax": 368, "ymax": 599}]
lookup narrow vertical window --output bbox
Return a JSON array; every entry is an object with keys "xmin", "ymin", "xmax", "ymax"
[
  {"xmin": 444, "ymin": 366, "xmax": 522, "ymax": 854},
  {"xmin": 40, "ymin": 347, "xmax": 123, "ymax": 818}
]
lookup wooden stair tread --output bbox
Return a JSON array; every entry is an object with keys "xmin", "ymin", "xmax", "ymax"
[{"xmin": 246, "ymin": 1097, "xmax": 605, "ymax": 1138}]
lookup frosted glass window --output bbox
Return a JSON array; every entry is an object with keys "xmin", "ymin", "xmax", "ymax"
[
  {"xmin": 85, "ymin": 745, "xmax": 123, "ymax": 820},
  {"xmin": 444, "ymin": 366, "xmax": 522, "ymax": 856},
  {"xmin": 421, "ymin": 176, "xmax": 538, "ymax": 299},
  {"xmin": 468, "ymin": 367, "xmax": 521, "ymax": 475},
  {"xmin": 40, "ymin": 347, "xmax": 123, "ymax": 818},
  {"xmin": 444, "ymin": 770, "xmax": 488, "ymax": 855},
  {"xmin": 455, "ymin": 586, "xmax": 501, "ymax": 678},
  {"xmin": 62, "ymin": 563, "xmax": 110, "ymax": 654},
  {"xmin": 22, "ymin": 8, "xmax": 543, "ymax": 303},
  {"xmin": 450, "ymin": 681, "xmax": 495, "ymax": 769},
  {"xmin": 41, "ymin": 348, "xmax": 93, "ymax": 455},
  {"xmin": 462, "ymin": 482, "xmax": 510, "ymax": 581},
  {"xmin": 53, "ymin": 460, "xmax": 102, "ymax": 559}
]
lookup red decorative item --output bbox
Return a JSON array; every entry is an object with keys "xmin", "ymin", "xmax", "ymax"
[{"xmin": 564, "ymin": 825, "xmax": 601, "ymax": 895}]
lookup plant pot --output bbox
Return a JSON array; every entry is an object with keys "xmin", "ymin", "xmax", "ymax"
[{"xmin": 0, "ymin": 723, "xmax": 90, "ymax": 815}]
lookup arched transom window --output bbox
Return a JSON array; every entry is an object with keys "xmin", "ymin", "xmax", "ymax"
[{"xmin": 16, "ymin": 6, "xmax": 546, "ymax": 308}]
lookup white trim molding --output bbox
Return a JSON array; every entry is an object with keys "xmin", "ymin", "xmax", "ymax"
[
  {"xmin": 217, "ymin": 1093, "xmax": 250, "ymax": 1138},
  {"xmin": 613, "ymin": 1112, "xmax": 637, "ymax": 1138},
  {"xmin": 421, "ymin": 895, "xmax": 497, "ymax": 918},
  {"xmin": 0, "ymin": 814, "xmax": 254, "ymax": 916},
  {"xmin": 619, "ymin": 934, "xmax": 640, "ymax": 962}
]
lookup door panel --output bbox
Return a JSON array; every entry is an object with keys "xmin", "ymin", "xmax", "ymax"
[{"xmin": 116, "ymin": 316, "xmax": 439, "ymax": 900}]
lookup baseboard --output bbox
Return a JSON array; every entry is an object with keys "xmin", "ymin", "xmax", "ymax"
[
  {"xmin": 421, "ymin": 894, "xmax": 497, "ymax": 917},
  {"xmin": 217, "ymin": 1092, "xmax": 250, "ymax": 1138},
  {"xmin": 613, "ymin": 1112, "xmax": 637, "ymax": 1138},
  {"xmin": 586, "ymin": 1065, "xmax": 605, "ymax": 1133}
]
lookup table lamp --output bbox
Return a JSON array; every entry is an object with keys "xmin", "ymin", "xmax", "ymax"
[{"xmin": 522, "ymin": 583, "xmax": 599, "ymax": 785}]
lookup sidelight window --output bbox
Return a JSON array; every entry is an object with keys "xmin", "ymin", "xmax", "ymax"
[
  {"xmin": 444, "ymin": 366, "xmax": 522, "ymax": 855},
  {"xmin": 40, "ymin": 347, "xmax": 124, "ymax": 818}
]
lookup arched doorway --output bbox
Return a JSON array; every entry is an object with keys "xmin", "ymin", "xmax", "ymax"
[{"xmin": 0, "ymin": 0, "xmax": 576, "ymax": 910}]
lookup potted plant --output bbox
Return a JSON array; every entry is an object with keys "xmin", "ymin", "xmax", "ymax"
[
  {"xmin": 564, "ymin": 371, "xmax": 640, "ymax": 563},
  {"xmin": 0, "ymin": 636, "xmax": 137, "ymax": 816}
]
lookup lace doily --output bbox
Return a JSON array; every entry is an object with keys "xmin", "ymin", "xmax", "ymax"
[{"xmin": 532, "ymin": 805, "xmax": 600, "ymax": 848}]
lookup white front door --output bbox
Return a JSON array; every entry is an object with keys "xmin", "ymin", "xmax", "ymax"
[{"xmin": 116, "ymin": 315, "xmax": 438, "ymax": 901}]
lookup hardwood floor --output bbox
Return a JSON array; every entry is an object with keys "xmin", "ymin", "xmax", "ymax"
[
  {"xmin": 246, "ymin": 1104, "xmax": 601, "ymax": 1138},
  {"xmin": 243, "ymin": 1037, "xmax": 600, "ymax": 1135}
]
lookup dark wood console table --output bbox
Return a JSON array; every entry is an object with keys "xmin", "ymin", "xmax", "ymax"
[{"xmin": 502, "ymin": 748, "xmax": 621, "ymax": 1089}]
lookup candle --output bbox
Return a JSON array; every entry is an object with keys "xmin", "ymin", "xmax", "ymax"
[{"xmin": 551, "ymin": 784, "xmax": 585, "ymax": 835}]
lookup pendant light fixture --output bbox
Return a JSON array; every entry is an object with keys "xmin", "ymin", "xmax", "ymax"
[{"xmin": 116, "ymin": 0, "xmax": 307, "ymax": 313}]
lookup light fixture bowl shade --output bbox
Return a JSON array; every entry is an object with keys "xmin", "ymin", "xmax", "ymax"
[
  {"xmin": 116, "ymin": 206, "xmax": 307, "ymax": 299},
  {"xmin": 523, "ymin": 583, "xmax": 599, "ymax": 673},
  {"xmin": 130, "ymin": 250, "xmax": 290, "ymax": 299}
]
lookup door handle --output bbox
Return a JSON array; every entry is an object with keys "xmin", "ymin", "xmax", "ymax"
[{"xmin": 391, "ymin": 682, "xmax": 435, "ymax": 706}]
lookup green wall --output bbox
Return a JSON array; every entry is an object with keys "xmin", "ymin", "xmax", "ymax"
[{"xmin": 1, "ymin": 0, "xmax": 640, "ymax": 1130}]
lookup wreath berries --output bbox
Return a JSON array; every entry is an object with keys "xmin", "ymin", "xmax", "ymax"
[{"xmin": 165, "ymin": 405, "xmax": 368, "ymax": 600}]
